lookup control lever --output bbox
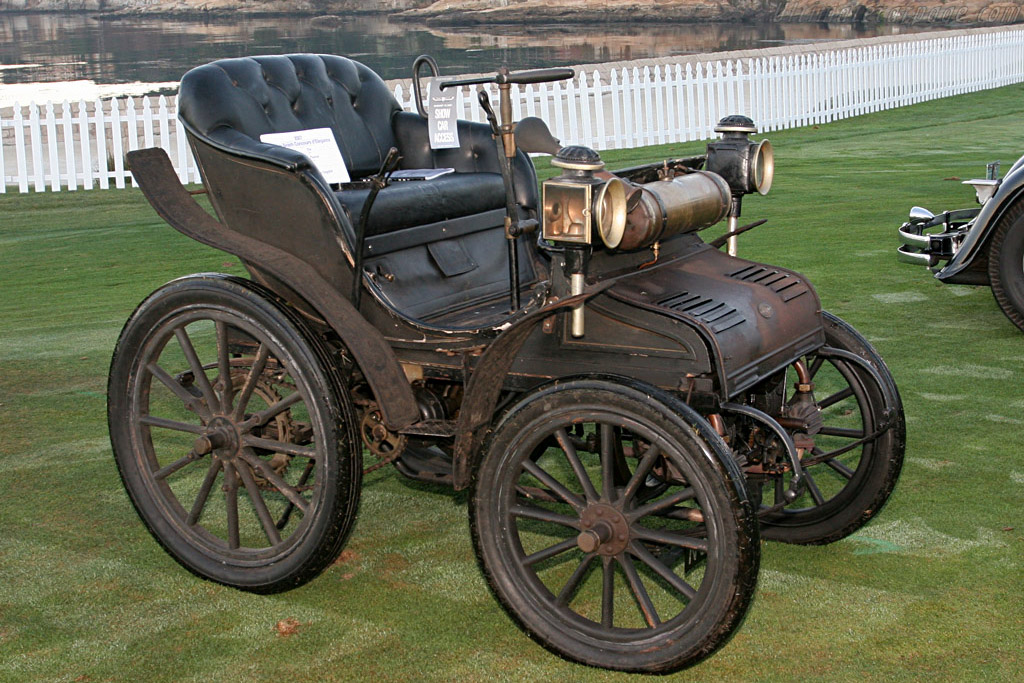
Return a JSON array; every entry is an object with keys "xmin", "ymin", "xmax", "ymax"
[
  {"xmin": 352, "ymin": 147, "xmax": 401, "ymax": 310},
  {"xmin": 478, "ymin": 88, "xmax": 524, "ymax": 312}
]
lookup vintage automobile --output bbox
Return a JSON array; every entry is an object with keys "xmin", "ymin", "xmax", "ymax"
[
  {"xmin": 898, "ymin": 157, "xmax": 1024, "ymax": 330},
  {"xmin": 109, "ymin": 53, "xmax": 905, "ymax": 673}
]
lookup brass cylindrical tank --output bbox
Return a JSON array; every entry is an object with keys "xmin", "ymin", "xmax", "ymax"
[{"xmin": 617, "ymin": 171, "xmax": 732, "ymax": 251}]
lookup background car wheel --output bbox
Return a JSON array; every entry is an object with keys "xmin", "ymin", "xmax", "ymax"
[
  {"xmin": 470, "ymin": 378, "xmax": 758, "ymax": 673},
  {"xmin": 987, "ymin": 201, "xmax": 1024, "ymax": 331},
  {"xmin": 108, "ymin": 275, "xmax": 361, "ymax": 593},
  {"xmin": 757, "ymin": 312, "xmax": 905, "ymax": 544}
]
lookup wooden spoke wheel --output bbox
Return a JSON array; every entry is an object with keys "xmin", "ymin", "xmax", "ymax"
[
  {"xmin": 108, "ymin": 275, "xmax": 360, "ymax": 593},
  {"xmin": 470, "ymin": 378, "xmax": 758, "ymax": 673},
  {"xmin": 756, "ymin": 312, "xmax": 905, "ymax": 544}
]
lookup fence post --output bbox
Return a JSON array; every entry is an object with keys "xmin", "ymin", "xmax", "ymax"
[
  {"xmin": 570, "ymin": 71, "xmax": 584, "ymax": 146},
  {"xmin": 14, "ymin": 104, "xmax": 28, "ymax": 193},
  {"xmin": 111, "ymin": 99, "xmax": 126, "ymax": 189},
  {"xmin": 29, "ymin": 103, "xmax": 45, "ymax": 192},
  {"xmin": 94, "ymin": 99, "xmax": 110, "ymax": 190},
  {"xmin": 610, "ymin": 69, "xmax": 623, "ymax": 149},
  {"xmin": 62, "ymin": 101, "xmax": 77, "ymax": 191},
  {"xmin": 44, "ymin": 103, "xmax": 59, "ymax": 191},
  {"xmin": 0, "ymin": 116, "xmax": 6, "ymax": 193},
  {"xmin": 653, "ymin": 65, "xmax": 666, "ymax": 145}
]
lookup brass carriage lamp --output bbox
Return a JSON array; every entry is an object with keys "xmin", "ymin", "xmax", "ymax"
[
  {"xmin": 542, "ymin": 145, "xmax": 628, "ymax": 337},
  {"xmin": 704, "ymin": 115, "xmax": 774, "ymax": 255}
]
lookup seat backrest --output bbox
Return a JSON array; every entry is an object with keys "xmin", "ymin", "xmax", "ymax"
[{"xmin": 177, "ymin": 54, "xmax": 402, "ymax": 178}]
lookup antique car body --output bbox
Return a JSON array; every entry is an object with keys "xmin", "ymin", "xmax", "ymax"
[
  {"xmin": 109, "ymin": 53, "xmax": 905, "ymax": 673},
  {"xmin": 898, "ymin": 155, "xmax": 1024, "ymax": 330}
]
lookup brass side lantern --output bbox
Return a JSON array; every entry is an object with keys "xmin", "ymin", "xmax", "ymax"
[
  {"xmin": 542, "ymin": 145, "xmax": 628, "ymax": 337},
  {"xmin": 542, "ymin": 145, "xmax": 627, "ymax": 249}
]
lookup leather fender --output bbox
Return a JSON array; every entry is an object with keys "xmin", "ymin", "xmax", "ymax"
[
  {"xmin": 451, "ymin": 281, "xmax": 615, "ymax": 489},
  {"xmin": 126, "ymin": 147, "xmax": 420, "ymax": 430}
]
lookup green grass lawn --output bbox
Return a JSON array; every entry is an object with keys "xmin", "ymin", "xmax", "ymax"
[{"xmin": 2, "ymin": 85, "xmax": 1023, "ymax": 682}]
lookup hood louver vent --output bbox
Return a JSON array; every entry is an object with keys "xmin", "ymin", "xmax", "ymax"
[
  {"xmin": 727, "ymin": 265, "xmax": 809, "ymax": 302},
  {"xmin": 657, "ymin": 291, "xmax": 745, "ymax": 334}
]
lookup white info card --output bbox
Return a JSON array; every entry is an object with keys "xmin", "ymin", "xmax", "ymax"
[{"xmin": 260, "ymin": 127, "xmax": 350, "ymax": 184}]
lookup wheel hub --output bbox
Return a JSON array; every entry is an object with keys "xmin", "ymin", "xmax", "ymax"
[
  {"xmin": 197, "ymin": 416, "xmax": 241, "ymax": 458},
  {"xmin": 577, "ymin": 504, "xmax": 630, "ymax": 556}
]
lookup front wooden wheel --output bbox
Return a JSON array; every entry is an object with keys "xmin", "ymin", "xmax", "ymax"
[{"xmin": 470, "ymin": 378, "xmax": 759, "ymax": 673}]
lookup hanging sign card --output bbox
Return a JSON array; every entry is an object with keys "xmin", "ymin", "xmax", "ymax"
[{"xmin": 428, "ymin": 80, "xmax": 460, "ymax": 150}]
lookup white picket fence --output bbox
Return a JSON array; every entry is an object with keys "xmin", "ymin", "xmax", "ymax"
[{"xmin": 3, "ymin": 29, "xmax": 1024, "ymax": 193}]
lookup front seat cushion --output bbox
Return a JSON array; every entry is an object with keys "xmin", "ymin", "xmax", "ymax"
[{"xmin": 337, "ymin": 172, "xmax": 507, "ymax": 236}]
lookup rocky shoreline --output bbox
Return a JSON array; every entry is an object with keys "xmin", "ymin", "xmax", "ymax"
[{"xmin": 1, "ymin": 0, "xmax": 1021, "ymax": 26}]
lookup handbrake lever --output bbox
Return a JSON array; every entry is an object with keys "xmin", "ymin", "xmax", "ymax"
[{"xmin": 352, "ymin": 147, "xmax": 401, "ymax": 309}]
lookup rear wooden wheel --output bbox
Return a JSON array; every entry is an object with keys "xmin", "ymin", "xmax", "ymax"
[{"xmin": 109, "ymin": 275, "xmax": 360, "ymax": 593}]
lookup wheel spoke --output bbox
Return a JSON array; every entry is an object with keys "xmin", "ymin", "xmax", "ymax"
[
  {"xmin": 554, "ymin": 428, "xmax": 599, "ymax": 503},
  {"xmin": 600, "ymin": 424, "xmax": 616, "ymax": 501},
  {"xmin": 146, "ymin": 362, "xmax": 211, "ymax": 420},
  {"xmin": 523, "ymin": 537, "xmax": 579, "ymax": 567},
  {"xmin": 802, "ymin": 469, "xmax": 827, "ymax": 506},
  {"xmin": 627, "ymin": 486, "xmax": 696, "ymax": 521},
  {"xmin": 629, "ymin": 542, "xmax": 697, "ymax": 600},
  {"xmin": 555, "ymin": 553, "xmax": 595, "ymax": 606},
  {"xmin": 818, "ymin": 426, "xmax": 865, "ymax": 439},
  {"xmin": 235, "ymin": 458, "xmax": 283, "ymax": 546},
  {"xmin": 238, "ymin": 450, "xmax": 310, "ymax": 514},
  {"xmin": 242, "ymin": 435, "xmax": 316, "ymax": 459},
  {"xmin": 153, "ymin": 449, "xmax": 202, "ymax": 480},
  {"xmin": 277, "ymin": 460, "xmax": 315, "ymax": 530},
  {"xmin": 240, "ymin": 392, "xmax": 303, "ymax": 431},
  {"xmin": 601, "ymin": 556, "xmax": 615, "ymax": 628},
  {"xmin": 232, "ymin": 344, "xmax": 271, "ymax": 422},
  {"xmin": 511, "ymin": 503, "xmax": 580, "ymax": 530},
  {"xmin": 617, "ymin": 554, "xmax": 661, "ymax": 628},
  {"xmin": 215, "ymin": 321, "xmax": 233, "ymax": 414},
  {"xmin": 224, "ymin": 462, "xmax": 241, "ymax": 549},
  {"xmin": 620, "ymin": 444, "xmax": 662, "ymax": 505},
  {"xmin": 824, "ymin": 456, "xmax": 856, "ymax": 479},
  {"xmin": 522, "ymin": 460, "xmax": 586, "ymax": 511},
  {"xmin": 187, "ymin": 459, "xmax": 223, "ymax": 526},
  {"xmin": 631, "ymin": 525, "xmax": 709, "ymax": 552},
  {"xmin": 174, "ymin": 327, "xmax": 219, "ymax": 415},
  {"xmin": 139, "ymin": 415, "xmax": 205, "ymax": 434},
  {"xmin": 515, "ymin": 485, "xmax": 566, "ymax": 506},
  {"xmin": 807, "ymin": 355, "xmax": 826, "ymax": 379},
  {"xmin": 817, "ymin": 386, "xmax": 854, "ymax": 410}
]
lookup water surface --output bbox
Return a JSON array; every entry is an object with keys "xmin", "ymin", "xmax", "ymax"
[{"xmin": 0, "ymin": 12, "xmax": 940, "ymax": 90}]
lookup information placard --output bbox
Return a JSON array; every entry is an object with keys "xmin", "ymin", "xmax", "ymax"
[{"xmin": 260, "ymin": 127, "xmax": 350, "ymax": 184}]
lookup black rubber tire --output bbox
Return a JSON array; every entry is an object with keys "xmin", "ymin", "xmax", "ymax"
[
  {"xmin": 987, "ymin": 201, "xmax": 1024, "ymax": 332},
  {"xmin": 108, "ymin": 274, "xmax": 361, "ymax": 593},
  {"xmin": 470, "ymin": 378, "xmax": 759, "ymax": 674},
  {"xmin": 758, "ymin": 312, "xmax": 905, "ymax": 545}
]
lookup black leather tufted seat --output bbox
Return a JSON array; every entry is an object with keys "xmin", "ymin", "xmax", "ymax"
[
  {"xmin": 177, "ymin": 54, "xmax": 536, "ymax": 237},
  {"xmin": 177, "ymin": 54, "xmax": 540, "ymax": 323}
]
